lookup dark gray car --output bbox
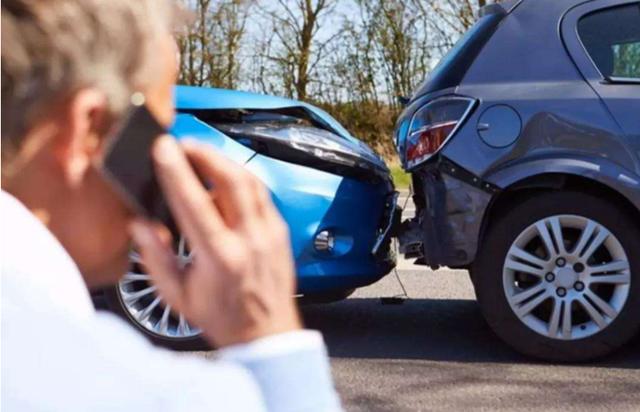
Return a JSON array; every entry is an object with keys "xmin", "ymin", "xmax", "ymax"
[{"xmin": 395, "ymin": 0, "xmax": 639, "ymax": 361}]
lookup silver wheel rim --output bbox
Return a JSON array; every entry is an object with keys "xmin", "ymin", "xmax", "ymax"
[
  {"xmin": 503, "ymin": 215, "xmax": 631, "ymax": 341},
  {"xmin": 118, "ymin": 237, "xmax": 201, "ymax": 339}
]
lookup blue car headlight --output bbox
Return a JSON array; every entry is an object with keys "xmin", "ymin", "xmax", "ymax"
[{"xmin": 217, "ymin": 123, "xmax": 390, "ymax": 182}]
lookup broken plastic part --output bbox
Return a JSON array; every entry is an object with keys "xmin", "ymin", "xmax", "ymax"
[{"xmin": 397, "ymin": 159, "xmax": 493, "ymax": 269}]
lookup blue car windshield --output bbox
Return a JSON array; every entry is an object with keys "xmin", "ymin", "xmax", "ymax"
[{"xmin": 411, "ymin": 11, "xmax": 504, "ymax": 99}]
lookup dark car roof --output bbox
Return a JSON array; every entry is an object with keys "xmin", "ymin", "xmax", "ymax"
[
  {"xmin": 505, "ymin": 0, "xmax": 595, "ymax": 14},
  {"xmin": 411, "ymin": 0, "xmax": 595, "ymax": 100},
  {"xmin": 460, "ymin": 0, "xmax": 596, "ymax": 87}
]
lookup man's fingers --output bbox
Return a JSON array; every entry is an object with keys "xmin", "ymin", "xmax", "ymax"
[
  {"xmin": 152, "ymin": 136, "xmax": 224, "ymax": 250},
  {"xmin": 129, "ymin": 219, "xmax": 185, "ymax": 312},
  {"xmin": 181, "ymin": 140, "xmax": 262, "ymax": 229}
]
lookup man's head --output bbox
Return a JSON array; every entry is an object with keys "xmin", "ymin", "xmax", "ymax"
[{"xmin": 1, "ymin": 0, "xmax": 178, "ymax": 287}]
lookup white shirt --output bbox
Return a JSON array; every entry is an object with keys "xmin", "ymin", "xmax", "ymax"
[{"xmin": 0, "ymin": 191, "xmax": 341, "ymax": 412}]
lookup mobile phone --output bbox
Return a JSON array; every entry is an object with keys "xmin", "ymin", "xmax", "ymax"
[{"xmin": 101, "ymin": 103, "xmax": 173, "ymax": 224}]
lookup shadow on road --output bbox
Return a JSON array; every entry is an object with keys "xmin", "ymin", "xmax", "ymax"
[{"xmin": 301, "ymin": 297, "xmax": 639, "ymax": 368}]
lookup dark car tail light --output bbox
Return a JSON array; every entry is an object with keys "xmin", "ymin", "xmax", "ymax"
[{"xmin": 405, "ymin": 96, "xmax": 475, "ymax": 169}]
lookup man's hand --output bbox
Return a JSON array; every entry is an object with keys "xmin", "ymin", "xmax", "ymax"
[{"xmin": 129, "ymin": 136, "xmax": 302, "ymax": 347}]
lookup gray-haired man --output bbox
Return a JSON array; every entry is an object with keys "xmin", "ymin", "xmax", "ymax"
[{"xmin": 1, "ymin": 1, "xmax": 341, "ymax": 411}]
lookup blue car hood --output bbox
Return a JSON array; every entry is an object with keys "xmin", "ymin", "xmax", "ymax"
[{"xmin": 175, "ymin": 85, "xmax": 358, "ymax": 145}]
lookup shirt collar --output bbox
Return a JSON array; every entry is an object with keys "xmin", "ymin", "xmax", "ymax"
[{"xmin": 1, "ymin": 190, "xmax": 95, "ymax": 318}]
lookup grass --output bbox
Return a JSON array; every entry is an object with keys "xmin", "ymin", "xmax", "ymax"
[{"xmin": 390, "ymin": 164, "xmax": 411, "ymax": 189}]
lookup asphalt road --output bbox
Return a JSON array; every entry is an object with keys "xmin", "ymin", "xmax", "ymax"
[
  {"xmin": 296, "ymin": 192, "xmax": 640, "ymax": 412},
  {"xmin": 300, "ymin": 268, "xmax": 639, "ymax": 412},
  {"xmin": 193, "ymin": 192, "xmax": 638, "ymax": 411}
]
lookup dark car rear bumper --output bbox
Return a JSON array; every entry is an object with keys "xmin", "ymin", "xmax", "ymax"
[{"xmin": 398, "ymin": 158, "xmax": 497, "ymax": 268}]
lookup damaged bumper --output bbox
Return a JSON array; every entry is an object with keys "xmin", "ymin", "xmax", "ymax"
[
  {"xmin": 398, "ymin": 158, "xmax": 498, "ymax": 268},
  {"xmin": 244, "ymin": 151, "xmax": 396, "ymax": 293},
  {"xmin": 172, "ymin": 85, "xmax": 398, "ymax": 295}
]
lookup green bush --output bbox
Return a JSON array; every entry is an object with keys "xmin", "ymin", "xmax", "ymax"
[{"xmin": 390, "ymin": 165, "xmax": 411, "ymax": 189}]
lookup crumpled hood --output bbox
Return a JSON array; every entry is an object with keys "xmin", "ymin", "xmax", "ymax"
[{"xmin": 175, "ymin": 85, "xmax": 358, "ymax": 145}]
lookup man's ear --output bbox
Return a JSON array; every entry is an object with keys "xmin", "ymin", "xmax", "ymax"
[{"xmin": 52, "ymin": 89, "xmax": 109, "ymax": 186}]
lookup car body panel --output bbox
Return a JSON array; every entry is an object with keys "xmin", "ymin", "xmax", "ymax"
[
  {"xmin": 395, "ymin": 0, "xmax": 640, "ymax": 268},
  {"xmin": 399, "ymin": 165, "xmax": 492, "ymax": 267},
  {"xmin": 485, "ymin": 154, "xmax": 640, "ymax": 208},
  {"xmin": 172, "ymin": 113, "xmax": 256, "ymax": 165},
  {"xmin": 175, "ymin": 85, "xmax": 359, "ymax": 145},
  {"xmin": 244, "ymin": 154, "xmax": 394, "ymax": 292},
  {"xmin": 173, "ymin": 86, "xmax": 395, "ymax": 294},
  {"xmin": 561, "ymin": 0, "xmax": 640, "ymax": 147}
]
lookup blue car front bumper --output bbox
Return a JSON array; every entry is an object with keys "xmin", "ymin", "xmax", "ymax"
[
  {"xmin": 246, "ymin": 153, "xmax": 396, "ymax": 293},
  {"xmin": 173, "ymin": 112, "xmax": 396, "ymax": 295}
]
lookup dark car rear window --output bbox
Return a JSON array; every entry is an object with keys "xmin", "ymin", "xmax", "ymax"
[
  {"xmin": 578, "ymin": 3, "xmax": 640, "ymax": 79},
  {"xmin": 411, "ymin": 8, "xmax": 506, "ymax": 100}
]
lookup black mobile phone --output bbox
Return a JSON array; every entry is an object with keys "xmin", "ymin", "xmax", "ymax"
[{"xmin": 101, "ymin": 103, "xmax": 173, "ymax": 224}]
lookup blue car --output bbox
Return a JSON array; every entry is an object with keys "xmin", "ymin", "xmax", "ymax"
[{"xmin": 101, "ymin": 86, "xmax": 397, "ymax": 349}]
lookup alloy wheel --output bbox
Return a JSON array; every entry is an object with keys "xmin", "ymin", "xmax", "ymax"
[
  {"xmin": 503, "ymin": 215, "xmax": 631, "ymax": 341},
  {"xmin": 117, "ymin": 237, "xmax": 201, "ymax": 339}
]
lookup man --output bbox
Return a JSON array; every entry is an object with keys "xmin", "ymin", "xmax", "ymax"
[{"xmin": 1, "ymin": 1, "xmax": 341, "ymax": 411}]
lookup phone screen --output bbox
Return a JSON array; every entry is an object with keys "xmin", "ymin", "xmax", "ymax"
[{"xmin": 101, "ymin": 104, "xmax": 172, "ymax": 224}]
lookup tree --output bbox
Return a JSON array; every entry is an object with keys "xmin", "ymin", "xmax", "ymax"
[
  {"xmin": 260, "ymin": 0, "xmax": 339, "ymax": 100},
  {"xmin": 175, "ymin": 0, "xmax": 493, "ymax": 157},
  {"xmin": 176, "ymin": 0, "xmax": 251, "ymax": 88},
  {"xmin": 210, "ymin": 0, "xmax": 251, "ymax": 88},
  {"xmin": 361, "ymin": 0, "xmax": 433, "ymax": 108}
]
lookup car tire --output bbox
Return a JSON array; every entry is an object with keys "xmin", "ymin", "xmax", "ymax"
[
  {"xmin": 102, "ymin": 235, "xmax": 211, "ymax": 351},
  {"xmin": 473, "ymin": 191, "xmax": 640, "ymax": 362},
  {"xmin": 103, "ymin": 286, "xmax": 210, "ymax": 351}
]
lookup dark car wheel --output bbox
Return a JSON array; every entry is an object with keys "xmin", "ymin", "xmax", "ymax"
[
  {"xmin": 103, "ymin": 237, "xmax": 210, "ymax": 351},
  {"xmin": 473, "ymin": 191, "xmax": 640, "ymax": 362}
]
